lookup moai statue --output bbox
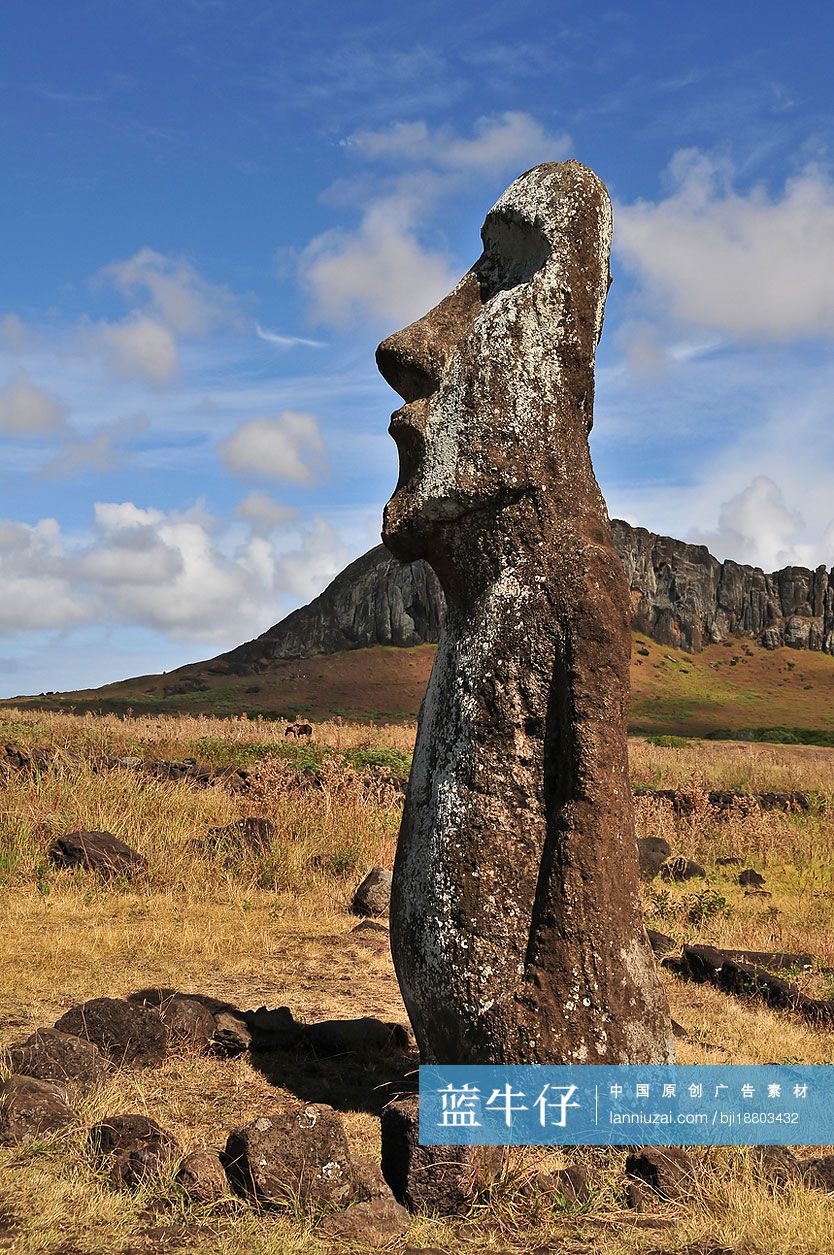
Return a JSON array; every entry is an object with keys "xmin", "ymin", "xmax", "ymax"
[{"xmin": 377, "ymin": 161, "xmax": 674, "ymax": 1065}]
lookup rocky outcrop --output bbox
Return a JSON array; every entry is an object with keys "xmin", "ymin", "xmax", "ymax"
[
  {"xmin": 209, "ymin": 546, "xmax": 443, "ymax": 673},
  {"xmin": 189, "ymin": 526, "xmax": 832, "ymax": 678},
  {"xmin": 612, "ymin": 520, "xmax": 834, "ymax": 654}
]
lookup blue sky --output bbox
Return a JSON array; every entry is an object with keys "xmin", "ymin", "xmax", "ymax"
[{"xmin": 2, "ymin": 0, "xmax": 834, "ymax": 695}]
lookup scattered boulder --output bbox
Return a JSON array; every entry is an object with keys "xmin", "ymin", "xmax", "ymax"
[
  {"xmin": 716, "ymin": 856, "xmax": 744, "ymax": 867},
  {"xmin": 381, "ymin": 1094, "xmax": 502, "ymax": 1215},
  {"xmin": 48, "ymin": 830, "xmax": 146, "ymax": 879},
  {"xmin": 800, "ymin": 1154, "xmax": 834, "ymax": 1191},
  {"xmin": 637, "ymin": 837, "xmax": 672, "ymax": 881},
  {"xmin": 318, "ymin": 1198, "xmax": 410, "ymax": 1246},
  {"xmin": 738, "ymin": 868, "xmax": 766, "ymax": 888},
  {"xmin": 284, "ymin": 722, "xmax": 313, "ymax": 739},
  {"xmin": 206, "ymin": 817, "xmax": 274, "ymax": 853},
  {"xmin": 159, "ymin": 996, "xmax": 217, "ymax": 1050},
  {"xmin": 534, "ymin": 1165, "xmax": 592, "ymax": 1205},
  {"xmin": 660, "ymin": 857, "xmax": 706, "ymax": 882},
  {"xmin": 89, "ymin": 1114, "xmax": 180, "ymax": 1189},
  {"xmin": 4, "ymin": 1028, "xmax": 108, "ymax": 1090},
  {"xmin": 54, "ymin": 998, "xmax": 167, "ymax": 1067},
  {"xmin": 223, "ymin": 1102, "xmax": 354, "ymax": 1208},
  {"xmin": 625, "ymin": 1147, "xmax": 695, "ymax": 1201},
  {"xmin": 750, "ymin": 1145, "xmax": 804, "ymax": 1186},
  {"xmin": 647, "ymin": 929, "xmax": 677, "ymax": 957},
  {"xmin": 176, "ymin": 1149, "xmax": 230, "ymax": 1204},
  {"xmin": 0, "ymin": 1075, "xmax": 73, "ymax": 1145},
  {"xmin": 211, "ymin": 1011, "xmax": 253, "ymax": 1056},
  {"xmin": 353, "ymin": 1153, "xmax": 396, "ymax": 1202},
  {"xmin": 351, "ymin": 868, "xmax": 393, "ymax": 917}
]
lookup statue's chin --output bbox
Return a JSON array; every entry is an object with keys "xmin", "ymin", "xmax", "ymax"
[{"xmin": 381, "ymin": 495, "xmax": 431, "ymax": 563}]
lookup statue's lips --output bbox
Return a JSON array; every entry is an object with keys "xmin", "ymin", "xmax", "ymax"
[{"xmin": 388, "ymin": 410, "xmax": 425, "ymax": 494}]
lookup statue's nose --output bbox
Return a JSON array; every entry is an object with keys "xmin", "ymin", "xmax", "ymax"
[
  {"xmin": 376, "ymin": 269, "xmax": 484, "ymax": 403},
  {"xmin": 375, "ymin": 329, "xmax": 441, "ymax": 404}
]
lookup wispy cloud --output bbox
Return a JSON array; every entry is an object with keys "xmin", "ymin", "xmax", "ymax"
[
  {"xmin": 300, "ymin": 111, "xmax": 572, "ymax": 330},
  {"xmin": 255, "ymin": 322, "xmax": 325, "ymax": 349}
]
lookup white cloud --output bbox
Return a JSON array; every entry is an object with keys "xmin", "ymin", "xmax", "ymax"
[
  {"xmin": 94, "ymin": 315, "xmax": 180, "ymax": 387},
  {"xmin": 0, "ymin": 518, "xmax": 86, "ymax": 630},
  {"xmin": 40, "ymin": 412, "xmax": 149, "ymax": 478},
  {"xmin": 302, "ymin": 112, "xmax": 571, "ymax": 330},
  {"xmin": 255, "ymin": 323, "xmax": 325, "ymax": 350},
  {"xmin": 234, "ymin": 491, "xmax": 299, "ymax": 534},
  {"xmin": 689, "ymin": 476, "xmax": 809, "ymax": 569},
  {"xmin": 616, "ymin": 152, "xmax": 834, "ymax": 340},
  {"xmin": 273, "ymin": 516, "xmax": 350, "ymax": 601},
  {"xmin": 0, "ymin": 500, "xmax": 351, "ymax": 642},
  {"xmin": 347, "ymin": 111, "xmax": 571, "ymax": 176},
  {"xmin": 98, "ymin": 247, "xmax": 242, "ymax": 336},
  {"xmin": 219, "ymin": 411, "xmax": 326, "ymax": 482},
  {"xmin": 300, "ymin": 200, "xmax": 458, "ymax": 328},
  {"xmin": 0, "ymin": 371, "xmax": 67, "ymax": 434}
]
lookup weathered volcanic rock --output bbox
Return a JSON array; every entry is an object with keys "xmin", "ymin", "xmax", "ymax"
[
  {"xmin": 351, "ymin": 867, "xmax": 393, "ymax": 917},
  {"xmin": 176, "ymin": 1149, "xmax": 230, "ymax": 1204},
  {"xmin": 800, "ymin": 1154, "xmax": 834, "ymax": 1191},
  {"xmin": 303, "ymin": 1016, "xmax": 410, "ymax": 1056},
  {"xmin": 0, "ymin": 1075, "xmax": 74, "ymax": 1145},
  {"xmin": 206, "ymin": 817, "xmax": 274, "ymax": 852},
  {"xmin": 625, "ymin": 1147, "xmax": 695, "ymax": 1201},
  {"xmin": 376, "ymin": 161, "xmax": 673, "ymax": 1065},
  {"xmin": 158, "ymin": 996, "xmax": 217, "ymax": 1050},
  {"xmin": 660, "ymin": 856, "xmax": 706, "ymax": 882},
  {"xmin": 223, "ymin": 1102, "xmax": 354, "ymax": 1208},
  {"xmin": 4, "ymin": 1028, "xmax": 108, "ymax": 1090},
  {"xmin": 54, "ymin": 998, "xmax": 167, "ymax": 1067},
  {"xmin": 637, "ymin": 836, "xmax": 672, "ymax": 880},
  {"xmin": 750, "ymin": 1145, "xmax": 804, "ymax": 1187},
  {"xmin": 381, "ymin": 1095, "xmax": 501, "ymax": 1215},
  {"xmin": 319, "ymin": 1198, "xmax": 410, "ymax": 1246},
  {"xmin": 89, "ymin": 1114, "xmax": 180, "ymax": 1189},
  {"xmin": 48, "ymin": 830, "xmax": 146, "ymax": 879}
]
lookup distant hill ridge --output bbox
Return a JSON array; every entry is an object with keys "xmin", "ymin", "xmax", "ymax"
[{"xmin": 203, "ymin": 518, "xmax": 834, "ymax": 677}]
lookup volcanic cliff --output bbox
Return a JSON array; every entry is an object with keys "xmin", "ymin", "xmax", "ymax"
[{"xmin": 206, "ymin": 520, "xmax": 834, "ymax": 675}]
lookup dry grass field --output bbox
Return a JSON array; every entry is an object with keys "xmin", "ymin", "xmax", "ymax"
[{"xmin": 2, "ymin": 709, "xmax": 834, "ymax": 1253}]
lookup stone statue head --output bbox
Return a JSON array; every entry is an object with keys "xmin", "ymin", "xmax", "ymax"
[{"xmin": 377, "ymin": 160, "xmax": 613, "ymax": 566}]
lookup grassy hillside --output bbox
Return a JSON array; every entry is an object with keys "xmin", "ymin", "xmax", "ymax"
[{"xmin": 3, "ymin": 634, "xmax": 834, "ymax": 738}]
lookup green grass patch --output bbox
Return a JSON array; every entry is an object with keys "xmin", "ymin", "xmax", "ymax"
[{"xmin": 706, "ymin": 726, "xmax": 834, "ymax": 747}]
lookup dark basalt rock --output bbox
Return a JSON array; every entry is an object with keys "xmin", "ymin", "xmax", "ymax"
[
  {"xmin": 637, "ymin": 836, "xmax": 672, "ymax": 881},
  {"xmin": 223, "ymin": 1102, "xmax": 354, "ymax": 1208},
  {"xmin": 351, "ymin": 867, "xmax": 393, "ymax": 917},
  {"xmin": 0, "ymin": 1075, "xmax": 74, "ymax": 1145},
  {"xmin": 206, "ymin": 817, "xmax": 274, "ymax": 852},
  {"xmin": 738, "ymin": 867, "xmax": 766, "ymax": 887},
  {"xmin": 660, "ymin": 856, "xmax": 707, "ymax": 882},
  {"xmin": 54, "ymin": 998, "xmax": 167, "ymax": 1067},
  {"xmin": 48, "ymin": 830, "xmax": 146, "ymax": 879},
  {"xmin": 381, "ymin": 1094, "xmax": 502, "ymax": 1216},
  {"xmin": 89, "ymin": 1114, "xmax": 180, "ymax": 1188},
  {"xmin": 4, "ymin": 1028, "xmax": 108, "ymax": 1090},
  {"xmin": 176, "ymin": 1149, "xmax": 230, "ymax": 1204},
  {"xmin": 625, "ymin": 1146, "xmax": 695, "ymax": 1201}
]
